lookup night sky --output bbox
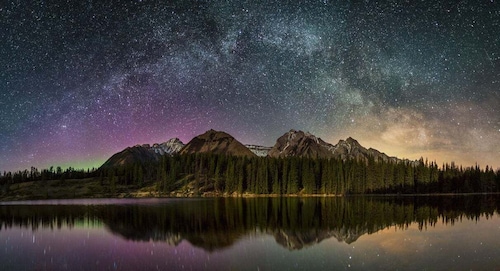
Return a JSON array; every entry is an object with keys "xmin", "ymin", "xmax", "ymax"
[{"xmin": 1, "ymin": 1, "xmax": 499, "ymax": 172}]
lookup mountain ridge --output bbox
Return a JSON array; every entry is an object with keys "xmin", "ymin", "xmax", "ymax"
[
  {"xmin": 267, "ymin": 129, "xmax": 399, "ymax": 162},
  {"xmin": 100, "ymin": 129, "xmax": 401, "ymax": 168},
  {"xmin": 100, "ymin": 138, "xmax": 185, "ymax": 168}
]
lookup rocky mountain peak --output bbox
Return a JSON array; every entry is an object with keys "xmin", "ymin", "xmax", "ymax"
[
  {"xmin": 152, "ymin": 138, "xmax": 185, "ymax": 155},
  {"xmin": 268, "ymin": 129, "xmax": 335, "ymax": 158},
  {"xmin": 345, "ymin": 137, "xmax": 359, "ymax": 144},
  {"xmin": 165, "ymin": 138, "xmax": 183, "ymax": 144},
  {"xmin": 179, "ymin": 130, "xmax": 256, "ymax": 157},
  {"xmin": 268, "ymin": 130, "xmax": 398, "ymax": 162},
  {"xmin": 101, "ymin": 137, "xmax": 185, "ymax": 168},
  {"xmin": 100, "ymin": 145, "xmax": 161, "ymax": 168}
]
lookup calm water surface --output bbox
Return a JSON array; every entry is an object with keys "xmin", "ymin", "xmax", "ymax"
[{"xmin": 1, "ymin": 196, "xmax": 500, "ymax": 270}]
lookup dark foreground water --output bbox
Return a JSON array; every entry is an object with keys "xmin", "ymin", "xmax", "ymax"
[{"xmin": 1, "ymin": 196, "xmax": 500, "ymax": 270}]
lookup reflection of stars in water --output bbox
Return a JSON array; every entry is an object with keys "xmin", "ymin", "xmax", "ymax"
[{"xmin": 0, "ymin": 1, "xmax": 499, "ymax": 171}]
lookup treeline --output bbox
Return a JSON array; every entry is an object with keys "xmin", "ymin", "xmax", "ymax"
[
  {"xmin": 2, "ymin": 154, "xmax": 500, "ymax": 195},
  {"xmin": 0, "ymin": 166, "xmax": 98, "ymax": 184},
  {"xmin": 100, "ymin": 154, "xmax": 500, "ymax": 195}
]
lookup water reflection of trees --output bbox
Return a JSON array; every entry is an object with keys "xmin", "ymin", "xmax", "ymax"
[
  {"xmin": 1, "ymin": 196, "xmax": 499, "ymax": 251},
  {"xmin": 0, "ymin": 205, "xmax": 102, "ymax": 231}
]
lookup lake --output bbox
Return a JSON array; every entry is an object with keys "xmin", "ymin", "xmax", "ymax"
[{"xmin": 1, "ymin": 196, "xmax": 500, "ymax": 270}]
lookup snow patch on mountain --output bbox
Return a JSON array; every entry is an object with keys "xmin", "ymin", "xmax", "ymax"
[
  {"xmin": 245, "ymin": 145, "xmax": 272, "ymax": 157},
  {"xmin": 151, "ymin": 138, "xmax": 185, "ymax": 155}
]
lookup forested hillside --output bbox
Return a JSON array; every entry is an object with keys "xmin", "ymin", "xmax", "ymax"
[{"xmin": 1, "ymin": 154, "xmax": 499, "ymax": 197}]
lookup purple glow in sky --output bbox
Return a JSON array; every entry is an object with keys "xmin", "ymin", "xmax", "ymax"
[{"xmin": 1, "ymin": 1, "xmax": 499, "ymax": 171}]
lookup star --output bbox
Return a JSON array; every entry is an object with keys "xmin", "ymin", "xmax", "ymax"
[{"xmin": 0, "ymin": 0, "xmax": 499, "ymax": 171}]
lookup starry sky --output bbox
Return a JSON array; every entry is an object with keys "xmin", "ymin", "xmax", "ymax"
[{"xmin": 1, "ymin": 0, "xmax": 499, "ymax": 172}]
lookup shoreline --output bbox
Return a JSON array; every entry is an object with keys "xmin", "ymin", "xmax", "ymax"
[
  {"xmin": 2, "ymin": 178, "xmax": 500, "ymax": 202},
  {"xmin": 3, "ymin": 191, "xmax": 500, "ymax": 202}
]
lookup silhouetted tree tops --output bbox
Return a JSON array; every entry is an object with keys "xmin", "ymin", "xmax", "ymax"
[{"xmin": 1, "ymin": 154, "xmax": 500, "ymax": 195}]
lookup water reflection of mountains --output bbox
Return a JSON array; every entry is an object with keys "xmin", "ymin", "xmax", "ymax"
[{"xmin": 1, "ymin": 196, "xmax": 499, "ymax": 251}]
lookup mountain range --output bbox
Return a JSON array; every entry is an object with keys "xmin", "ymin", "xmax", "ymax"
[{"xmin": 101, "ymin": 129, "xmax": 399, "ymax": 168}]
